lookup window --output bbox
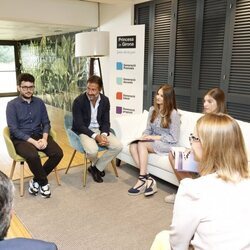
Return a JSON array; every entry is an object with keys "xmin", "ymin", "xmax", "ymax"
[{"xmin": 0, "ymin": 44, "xmax": 17, "ymax": 94}]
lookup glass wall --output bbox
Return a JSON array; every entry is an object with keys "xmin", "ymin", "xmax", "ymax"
[
  {"xmin": 19, "ymin": 34, "xmax": 88, "ymax": 111},
  {"xmin": 0, "ymin": 45, "xmax": 17, "ymax": 93}
]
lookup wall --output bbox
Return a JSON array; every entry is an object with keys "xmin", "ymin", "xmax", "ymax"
[
  {"xmin": 1, "ymin": 0, "xmax": 98, "ymax": 28},
  {"xmin": 100, "ymin": 3, "xmax": 134, "ymax": 98}
]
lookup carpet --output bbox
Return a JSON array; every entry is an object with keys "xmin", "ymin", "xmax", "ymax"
[{"xmin": 13, "ymin": 164, "xmax": 177, "ymax": 250}]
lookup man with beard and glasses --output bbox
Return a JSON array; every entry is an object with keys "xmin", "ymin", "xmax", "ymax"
[
  {"xmin": 6, "ymin": 73, "xmax": 63, "ymax": 198},
  {"xmin": 72, "ymin": 75, "xmax": 122, "ymax": 183}
]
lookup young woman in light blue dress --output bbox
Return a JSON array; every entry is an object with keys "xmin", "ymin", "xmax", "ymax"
[{"xmin": 128, "ymin": 84, "xmax": 180, "ymax": 197}]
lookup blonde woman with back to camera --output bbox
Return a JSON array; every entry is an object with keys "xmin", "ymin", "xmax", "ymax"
[
  {"xmin": 165, "ymin": 87, "xmax": 227, "ymax": 204},
  {"xmin": 151, "ymin": 113, "xmax": 250, "ymax": 249}
]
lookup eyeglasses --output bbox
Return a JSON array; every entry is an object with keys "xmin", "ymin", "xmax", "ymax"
[
  {"xmin": 189, "ymin": 133, "xmax": 200, "ymax": 145},
  {"xmin": 20, "ymin": 86, "xmax": 35, "ymax": 91}
]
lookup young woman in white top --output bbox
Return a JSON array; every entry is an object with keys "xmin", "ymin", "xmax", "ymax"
[
  {"xmin": 151, "ymin": 113, "xmax": 250, "ymax": 250},
  {"xmin": 165, "ymin": 87, "xmax": 227, "ymax": 203}
]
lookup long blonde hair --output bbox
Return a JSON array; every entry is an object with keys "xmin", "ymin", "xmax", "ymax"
[
  {"xmin": 151, "ymin": 84, "xmax": 177, "ymax": 128},
  {"xmin": 196, "ymin": 113, "xmax": 249, "ymax": 182}
]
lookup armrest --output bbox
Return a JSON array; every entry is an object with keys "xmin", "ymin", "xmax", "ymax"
[
  {"xmin": 3, "ymin": 127, "xmax": 19, "ymax": 159},
  {"xmin": 112, "ymin": 117, "xmax": 130, "ymax": 142},
  {"xmin": 66, "ymin": 129, "xmax": 85, "ymax": 153},
  {"xmin": 110, "ymin": 128, "xmax": 116, "ymax": 136}
]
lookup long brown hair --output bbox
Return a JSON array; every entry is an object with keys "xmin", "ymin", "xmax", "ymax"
[
  {"xmin": 203, "ymin": 87, "xmax": 227, "ymax": 113},
  {"xmin": 196, "ymin": 113, "xmax": 249, "ymax": 182},
  {"xmin": 150, "ymin": 84, "xmax": 177, "ymax": 128}
]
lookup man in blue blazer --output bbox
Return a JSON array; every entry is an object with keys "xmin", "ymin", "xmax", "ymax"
[
  {"xmin": 0, "ymin": 238, "xmax": 57, "ymax": 250},
  {"xmin": 72, "ymin": 75, "xmax": 122, "ymax": 183},
  {"xmin": 0, "ymin": 171, "xmax": 57, "ymax": 249}
]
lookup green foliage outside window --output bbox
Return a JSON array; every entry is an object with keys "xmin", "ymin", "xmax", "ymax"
[
  {"xmin": 0, "ymin": 46, "xmax": 14, "ymax": 63},
  {"xmin": 19, "ymin": 34, "xmax": 88, "ymax": 111}
]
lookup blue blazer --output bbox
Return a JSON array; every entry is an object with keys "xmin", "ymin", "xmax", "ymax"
[
  {"xmin": 0, "ymin": 238, "xmax": 57, "ymax": 250},
  {"xmin": 72, "ymin": 92, "xmax": 111, "ymax": 137}
]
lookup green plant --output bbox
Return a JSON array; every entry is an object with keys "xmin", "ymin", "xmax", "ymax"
[{"xmin": 19, "ymin": 33, "xmax": 88, "ymax": 110}]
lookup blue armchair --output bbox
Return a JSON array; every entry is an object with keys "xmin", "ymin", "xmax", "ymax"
[{"xmin": 64, "ymin": 112, "xmax": 118, "ymax": 186}]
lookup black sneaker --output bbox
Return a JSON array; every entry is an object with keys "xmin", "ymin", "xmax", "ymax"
[
  {"xmin": 28, "ymin": 179, "xmax": 39, "ymax": 196},
  {"xmin": 40, "ymin": 184, "xmax": 51, "ymax": 198}
]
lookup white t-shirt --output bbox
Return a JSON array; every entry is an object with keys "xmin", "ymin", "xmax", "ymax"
[{"xmin": 169, "ymin": 173, "xmax": 250, "ymax": 250}]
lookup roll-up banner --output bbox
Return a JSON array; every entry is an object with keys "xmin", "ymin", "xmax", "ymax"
[{"xmin": 109, "ymin": 25, "xmax": 145, "ymax": 118}]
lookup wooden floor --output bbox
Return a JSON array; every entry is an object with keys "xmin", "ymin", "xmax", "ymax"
[
  {"xmin": 0, "ymin": 97, "xmax": 83, "ymax": 239},
  {"xmin": 8, "ymin": 213, "xmax": 32, "ymax": 238}
]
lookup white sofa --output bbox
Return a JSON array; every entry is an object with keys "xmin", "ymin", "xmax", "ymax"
[{"xmin": 112, "ymin": 109, "xmax": 250, "ymax": 187}]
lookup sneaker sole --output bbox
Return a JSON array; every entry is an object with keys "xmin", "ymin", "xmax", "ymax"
[
  {"xmin": 28, "ymin": 188, "xmax": 38, "ymax": 196},
  {"xmin": 41, "ymin": 193, "xmax": 51, "ymax": 198}
]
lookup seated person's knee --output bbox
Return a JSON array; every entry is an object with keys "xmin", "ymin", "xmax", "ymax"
[
  {"xmin": 57, "ymin": 147, "xmax": 64, "ymax": 159},
  {"xmin": 86, "ymin": 150, "xmax": 98, "ymax": 159}
]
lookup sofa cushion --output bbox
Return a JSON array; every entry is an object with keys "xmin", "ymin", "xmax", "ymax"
[
  {"xmin": 112, "ymin": 110, "xmax": 148, "ymax": 145},
  {"xmin": 121, "ymin": 145, "xmax": 173, "ymax": 173},
  {"xmin": 147, "ymin": 153, "xmax": 172, "ymax": 172}
]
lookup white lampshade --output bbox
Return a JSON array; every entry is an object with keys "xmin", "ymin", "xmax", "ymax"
[{"xmin": 75, "ymin": 31, "xmax": 109, "ymax": 57}]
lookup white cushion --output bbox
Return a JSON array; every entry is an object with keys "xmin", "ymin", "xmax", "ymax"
[
  {"xmin": 178, "ymin": 109, "xmax": 203, "ymax": 148},
  {"xmin": 112, "ymin": 110, "xmax": 149, "ymax": 145}
]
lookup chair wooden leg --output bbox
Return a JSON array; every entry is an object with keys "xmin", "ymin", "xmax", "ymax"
[
  {"xmin": 83, "ymin": 155, "xmax": 88, "ymax": 187},
  {"xmin": 10, "ymin": 161, "xmax": 16, "ymax": 180},
  {"xmin": 65, "ymin": 150, "xmax": 77, "ymax": 174},
  {"xmin": 54, "ymin": 167, "xmax": 61, "ymax": 186},
  {"xmin": 111, "ymin": 159, "xmax": 119, "ymax": 177},
  {"xmin": 20, "ymin": 162, "xmax": 24, "ymax": 197}
]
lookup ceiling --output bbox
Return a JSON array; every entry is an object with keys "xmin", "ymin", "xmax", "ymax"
[
  {"xmin": 80, "ymin": 0, "xmax": 132, "ymax": 3},
  {"xmin": 0, "ymin": 0, "xmax": 133, "ymax": 41},
  {"xmin": 0, "ymin": 20, "xmax": 87, "ymax": 41}
]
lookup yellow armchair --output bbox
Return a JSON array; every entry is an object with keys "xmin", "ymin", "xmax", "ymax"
[{"xmin": 3, "ymin": 127, "xmax": 61, "ymax": 197}]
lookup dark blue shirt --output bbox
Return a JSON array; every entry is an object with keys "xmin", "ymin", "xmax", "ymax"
[{"xmin": 6, "ymin": 96, "xmax": 51, "ymax": 141}]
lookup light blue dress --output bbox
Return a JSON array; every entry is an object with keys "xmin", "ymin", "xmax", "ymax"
[{"xmin": 143, "ymin": 106, "xmax": 180, "ymax": 154}]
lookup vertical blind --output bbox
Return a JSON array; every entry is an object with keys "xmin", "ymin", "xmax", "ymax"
[{"xmin": 135, "ymin": 0, "xmax": 250, "ymax": 122}]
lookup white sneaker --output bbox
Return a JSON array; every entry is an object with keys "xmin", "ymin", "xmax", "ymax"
[
  {"xmin": 40, "ymin": 184, "xmax": 51, "ymax": 198},
  {"xmin": 164, "ymin": 193, "xmax": 176, "ymax": 204},
  {"xmin": 28, "ymin": 179, "xmax": 39, "ymax": 196}
]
